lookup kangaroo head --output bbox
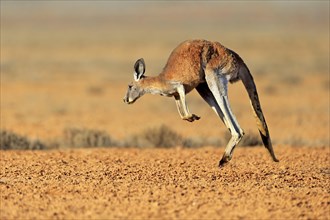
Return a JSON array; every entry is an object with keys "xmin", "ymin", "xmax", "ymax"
[{"xmin": 123, "ymin": 58, "xmax": 146, "ymax": 104}]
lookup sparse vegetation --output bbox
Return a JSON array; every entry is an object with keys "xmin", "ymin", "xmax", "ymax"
[
  {"xmin": 0, "ymin": 130, "xmax": 47, "ymax": 150},
  {"xmin": 142, "ymin": 125, "xmax": 183, "ymax": 148},
  {"xmin": 0, "ymin": 126, "xmax": 320, "ymax": 150},
  {"xmin": 0, "ymin": 126, "xmax": 226, "ymax": 150},
  {"xmin": 0, "ymin": 125, "xmax": 266, "ymax": 150},
  {"xmin": 63, "ymin": 127, "xmax": 117, "ymax": 148},
  {"xmin": 123, "ymin": 125, "xmax": 183, "ymax": 148},
  {"xmin": 123, "ymin": 125, "xmax": 224, "ymax": 148}
]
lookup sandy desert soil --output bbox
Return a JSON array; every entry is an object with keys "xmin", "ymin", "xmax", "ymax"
[{"xmin": 1, "ymin": 146, "xmax": 329, "ymax": 220}]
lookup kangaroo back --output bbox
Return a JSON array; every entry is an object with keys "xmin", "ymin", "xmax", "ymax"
[{"xmin": 232, "ymin": 53, "xmax": 279, "ymax": 162}]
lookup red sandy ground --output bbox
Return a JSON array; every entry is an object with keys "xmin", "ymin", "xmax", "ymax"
[{"xmin": 0, "ymin": 146, "xmax": 329, "ymax": 219}]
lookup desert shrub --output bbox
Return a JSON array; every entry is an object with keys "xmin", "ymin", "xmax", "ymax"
[
  {"xmin": 0, "ymin": 130, "xmax": 47, "ymax": 150},
  {"xmin": 63, "ymin": 127, "xmax": 117, "ymax": 148},
  {"xmin": 142, "ymin": 125, "xmax": 183, "ymax": 148},
  {"xmin": 125, "ymin": 125, "xmax": 183, "ymax": 148},
  {"xmin": 124, "ymin": 125, "xmax": 224, "ymax": 148},
  {"xmin": 120, "ymin": 135, "xmax": 149, "ymax": 148}
]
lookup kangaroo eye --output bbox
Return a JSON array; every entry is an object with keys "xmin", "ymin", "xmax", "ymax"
[{"xmin": 128, "ymin": 85, "xmax": 132, "ymax": 89}]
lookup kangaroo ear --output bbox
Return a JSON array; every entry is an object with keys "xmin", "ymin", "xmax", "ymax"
[{"xmin": 134, "ymin": 58, "xmax": 145, "ymax": 81}]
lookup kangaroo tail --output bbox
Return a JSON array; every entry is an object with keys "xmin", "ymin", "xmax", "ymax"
[{"xmin": 231, "ymin": 52, "xmax": 279, "ymax": 162}]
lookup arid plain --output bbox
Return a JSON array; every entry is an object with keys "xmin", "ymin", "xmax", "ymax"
[{"xmin": 1, "ymin": 2, "xmax": 329, "ymax": 219}]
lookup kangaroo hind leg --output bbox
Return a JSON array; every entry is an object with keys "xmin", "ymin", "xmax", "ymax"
[
  {"xmin": 204, "ymin": 70, "xmax": 244, "ymax": 167},
  {"xmin": 196, "ymin": 82, "xmax": 226, "ymax": 126}
]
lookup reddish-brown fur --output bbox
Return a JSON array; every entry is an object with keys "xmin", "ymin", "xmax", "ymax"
[{"xmin": 142, "ymin": 40, "xmax": 237, "ymax": 94}]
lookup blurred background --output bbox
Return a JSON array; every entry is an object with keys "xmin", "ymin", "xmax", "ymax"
[{"xmin": 1, "ymin": 1, "xmax": 329, "ymax": 148}]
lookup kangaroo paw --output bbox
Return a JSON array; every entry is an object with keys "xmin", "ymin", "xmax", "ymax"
[{"xmin": 183, "ymin": 114, "xmax": 200, "ymax": 122}]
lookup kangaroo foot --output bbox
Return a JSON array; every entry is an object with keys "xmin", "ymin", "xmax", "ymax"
[{"xmin": 218, "ymin": 155, "xmax": 231, "ymax": 168}]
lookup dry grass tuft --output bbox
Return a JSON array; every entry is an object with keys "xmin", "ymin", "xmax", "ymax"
[
  {"xmin": 123, "ymin": 125, "xmax": 224, "ymax": 148},
  {"xmin": 63, "ymin": 127, "xmax": 117, "ymax": 148},
  {"xmin": 0, "ymin": 130, "xmax": 47, "ymax": 150},
  {"xmin": 136, "ymin": 125, "xmax": 183, "ymax": 148}
]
